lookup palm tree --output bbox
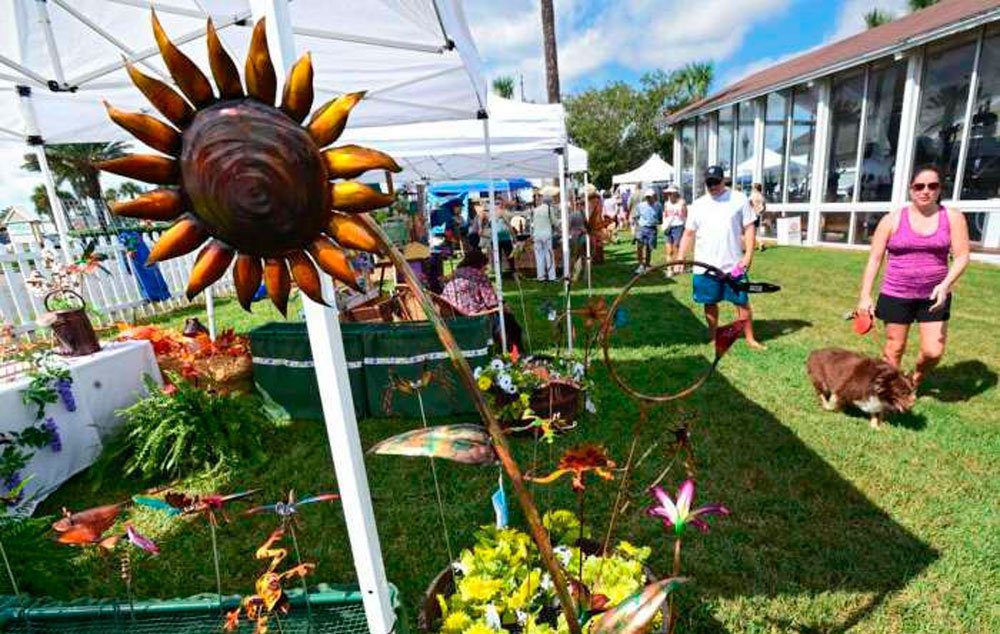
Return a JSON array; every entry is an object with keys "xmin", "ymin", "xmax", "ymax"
[
  {"xmin": 865, "ymin": 9, "xmax": 892, "ymax": 28},
  {"xmin": 908, "ymin": 0, "xmax": 939, "ymax": 10},
  {"xmin": 539, "ymin": 0, "xmax": 560, "ymax": 103},
  {"xmin": 672, "ymin": 62, "xmax": 713, "ymax": 105},
  {"xmin": 30, "ymin": 184, "xmax": 76, "ymax": 219},
  {"xmin": 22, "ymin": 142, "xmax": 129, "ymax": 233},
  {"xmin": 492, "ymin": 76, "xmax": 515, "ymax": 99}
]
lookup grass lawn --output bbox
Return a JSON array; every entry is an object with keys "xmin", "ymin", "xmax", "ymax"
[{"xmin": 12, "ymin": 242, "xmax": 1000, "ymax": 633}]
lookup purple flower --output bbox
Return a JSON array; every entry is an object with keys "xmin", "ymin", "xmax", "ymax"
[
  {"xmin": 3, "ymin": 473, "xmax": 24, "ymax": 507},
  {"xmin": 54, "ymin": 377, "xmax": 76, "ymax": 412},
  {"xmin": 42, "ymin": 418, "xmax": 62, "ymax": 453},
  {"xmin": 646, "ymin": 480, "xmax": 729, "ymax": 536}
]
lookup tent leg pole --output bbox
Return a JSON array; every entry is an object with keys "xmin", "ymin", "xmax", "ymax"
[
  {"xmin": 251, "ymin": 1, "xmax": 396, "ymax": 631},
  {"xmin": 484, "ymin": 117, "xmax": 507, "ymax": 352},
  {"xmin": 558, "ymin": 152, "xmax": 572, "ymax": 353},
  {"xmin": 583, "ymin": 171, "xmax": 592, "ymax": 293},
  {"xmin": 205, "ymin": 286, "xmax": 216, "ymax": 341}
]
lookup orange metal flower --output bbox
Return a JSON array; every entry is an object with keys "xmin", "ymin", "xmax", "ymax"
[{"xmin": 528, "ymin": 444, "xmax": 616, "ymax": 492}]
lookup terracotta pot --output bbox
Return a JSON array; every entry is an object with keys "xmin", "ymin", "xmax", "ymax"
[{"xmin": 39, "ymin": 290, "xmax": 100, "ymax": 357}]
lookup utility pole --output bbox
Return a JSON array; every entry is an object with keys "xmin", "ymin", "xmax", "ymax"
[
  {"xmin": 519, "ymin": 73, "xmax": 526, "ymax": 101},
  {"xmin": 539, "ymin": 0, "xmax": 561, "ymax": 103}
]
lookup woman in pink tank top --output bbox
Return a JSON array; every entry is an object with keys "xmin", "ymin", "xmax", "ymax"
[{"xmin": 857, "ymin": 165, "xmax": 971, "ymax": 385}]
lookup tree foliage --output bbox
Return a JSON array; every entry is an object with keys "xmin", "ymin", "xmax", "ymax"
[
  {"xmin": 865, "ymin": 9, "xmax": 892, "ymax": 29},
  {"xmin": 908, "ymin": 0, "xmax": 939, "ymax": 10},
  {"xmin": 492, "ymin": 75, "xmax": 516, "ymax": 99},
  {"xmin": 565, "ymin": 62, "xmax": 713, "ymax": 188}
]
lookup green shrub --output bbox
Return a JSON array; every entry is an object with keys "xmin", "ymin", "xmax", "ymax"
[{"xmin": 110, "ymin": 373, "xmax": 276, "ymax": 480}]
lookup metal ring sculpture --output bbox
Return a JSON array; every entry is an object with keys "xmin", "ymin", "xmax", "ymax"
[{"xmin": 597, "ymin": 260, "xmax": 761, "ymax": 403}]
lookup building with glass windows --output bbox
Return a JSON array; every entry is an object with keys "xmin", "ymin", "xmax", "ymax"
[{"xmin": 667, "ymin": 0, "xmax": 1000, "ymax": 255}]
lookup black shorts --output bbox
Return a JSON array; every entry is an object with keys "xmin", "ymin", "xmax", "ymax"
[{"xmin": 875, "ymin": 293, "xmax": 951, "ymax": 324}]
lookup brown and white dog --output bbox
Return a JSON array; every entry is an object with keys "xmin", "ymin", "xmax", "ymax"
[{"xmin": 806, "ymin": 348, "xmax": 917, "ymax": 429}]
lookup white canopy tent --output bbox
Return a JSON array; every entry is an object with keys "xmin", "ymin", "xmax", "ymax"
[
  {"xmin": 0, "ymin": 1, "xmax": 489, "ymax": 632},
  {"xmin": 611, "ymin": 152, "xmax": 674, "ymax": 185}
]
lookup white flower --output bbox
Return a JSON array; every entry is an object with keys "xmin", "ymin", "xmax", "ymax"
[
  {"xmin": 451, "ymin": 560, "xmax": 467, "ymax": 576},
  {"xmin": 585, "ymin": 396, "xmax": 597, "ymax": 414},
  {"xmin": 485, "ymin": 604, "xmax": 502, "ymax": 630},
  {"xmin": 554, "ymin": 546, "xmax": 572, "ymax": 568},
  {"xmin": 572, "ymin": 362, "xmax": 585, "ymax": 380},
  {"xmin": 540, "ymin": 574, "xmax": 553, "ymax": 591},
  {"xmin": 516, "ymin": 610, "xmax": 528, "ymax": 625},
  {"xmin": 474, "ymin": 366, "xmax": 483, "ymax": 379},
  {"xmin": 497, "ymin": 374, "xmax": 514, "ymax": 392},
  {"xmin": 490, "ymin": 358, "xmax": 505, "ymax": 372}
]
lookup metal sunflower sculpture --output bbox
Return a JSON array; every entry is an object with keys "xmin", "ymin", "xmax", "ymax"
[{"xmin": 99, "ymin": 13, "xmax": 398, "ymax": 315}]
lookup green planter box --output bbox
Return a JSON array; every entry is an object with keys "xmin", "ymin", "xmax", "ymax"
[
  {"xmin": 0, "ymin": 583, "xmax": 407, "ymax": 633},
  {"xmin": 250, "ymin": 317, "xmax": 492, "ymax": 421}
]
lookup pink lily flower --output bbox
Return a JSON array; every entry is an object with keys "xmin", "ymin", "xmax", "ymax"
[{"xmin": 646, "ymin": 480, "xmax": 729, "ymax": 536}]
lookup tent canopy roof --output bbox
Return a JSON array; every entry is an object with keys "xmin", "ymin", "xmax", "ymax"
[
  {"xmin": 0, "ymin": 0, "xmax": 486, "ymax": 145},
  {"xmin": 611, "ymin": 153, "xmax": 673, "ymax": 185},
  {"xmin": 427, "ymin": 178, "xmax": 533, "ymax": 196}
]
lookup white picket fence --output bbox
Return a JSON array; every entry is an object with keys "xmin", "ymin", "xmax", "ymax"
[{"xmin": 0, "ymin": 232, "xmax": 232, "ymax": 337}]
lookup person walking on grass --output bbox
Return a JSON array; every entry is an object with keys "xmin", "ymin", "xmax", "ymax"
[
  {"xmin": 856, "ymin": 164, "xmax": 970, "ymax": 387},
  {"xmin": 634, "ymin": 189, "xmax": 660, "ymax": 274},
  {"xmin": 531, "ymin": 191, "xmax": 558, "ymax": 282},
  {"xmin": 678, "ymin": 165, "xmax": 766, "ymax": 349},
  {"xmin": 662, "ymin": 184, "xmax": 687, "ymax": 277},
  {"xmin": 749, "ymin": 182, "xmax": 767, "ymax": 252}
]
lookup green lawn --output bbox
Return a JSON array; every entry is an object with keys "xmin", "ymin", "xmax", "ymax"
[{"xmin": 14, "ymin": 243, "xmax": 1000, "ymax": 633}]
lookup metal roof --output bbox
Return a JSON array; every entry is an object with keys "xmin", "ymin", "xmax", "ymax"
[{"xmin": 668, "ymin": 0, "xmax": 1000, "ymax": 124}]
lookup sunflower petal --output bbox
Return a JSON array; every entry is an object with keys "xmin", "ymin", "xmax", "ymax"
[
  {"xmin": 327, "ymin": 213, "xmax": 381, "ymax": 252},
  {"xmin": 322, "ymin": 145, "xmax": 401, "ymax": 180},
  {"xmin": 152, "ymin": 9, "xmax": 214, "ymax": 107},
  {"xmin": 97, "ymin": 155, "xmax": 179, "ymax": 185},
  {"xmin": 307, "ymin": 92, "xmax": 365, "ymax": 148},
  {"xmin": 124, "ymin": 59, "xmax": 194, "ymax": 129},
  {"xmin": 286, "ymin": 251, "xmax": 326, "ymax": 306},
  {"xmin": 147, "ymin": 217, "xmax": 208, "ymax": 264},
  {"xmin": 307, "ymin": 238, "xmax": 360, "ymax": 290},
  {"xmin": 104, "ymin": 101, "xmax": 180, "ymax": 156},
  {"xmin": 206, "ymin": 18, "xmax": 244, "ymax": 99},
  {"xmin": 233, "ymin": 255, "xmax": 263, "ymax": 312},
  {"xmin": 330, "ymin": 181, "xmax": 395, "ymax": 213},
  {"xmin": 263, "ymin": 258, "xmax": 291, "ymax": 316},
  {"xmin": 245, "ymin": 18, "xmax": 276, "ymax": 105},
  {"xmin": 187, "ymin": 240, "xmax": 235, "ymax": 299},
  {"xmin": 280, "ymin": 53, "xmax": 313, "ymax": 123},
  {"xmin": 111, "ymin": 188, "xmax": 184, "ymax": 222}
]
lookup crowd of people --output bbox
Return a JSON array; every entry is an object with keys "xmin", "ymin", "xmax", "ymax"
[{"xmin": 427, "ymin": 160, "xmax": 970, "ymax": 383}]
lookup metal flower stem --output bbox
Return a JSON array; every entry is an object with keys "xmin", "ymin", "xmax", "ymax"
[
  {"xmin": 668, "ymin": 537, "xmax": 683, "ymax": 634},
  {"xmin": 416, "ymin": 389, "xmax": 454, "ymax": 564},
  {"xmin": 512, "ymin": 271, "xmax": 532, "ymax": 354},
  {"xmin": 0, "ymin": 538, "xmax": 19, "ymax": 597},
  {"xmin": 287, "ymin": 522, "xmax": 314, "ymax": 632},
  {"xmin": 360, "ymin": 215, "xmax": 583, "ymax": 634},
  {"xmin": 576, "ymin": 488, "xmax": 585, "ymax": 582},
  {"xmin": 209, "ymin": 520, "xmax": 224, "ymax": 612}
]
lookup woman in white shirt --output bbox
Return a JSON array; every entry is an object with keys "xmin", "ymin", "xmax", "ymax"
[{"xmin": 662, "ymin": 184, "xmax": 687, "ymax": 276}]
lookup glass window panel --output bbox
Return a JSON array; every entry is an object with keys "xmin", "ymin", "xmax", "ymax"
[
  {"xmin": 965, "ymin": 212, "xmax": 987, "ymax": 243},
  {"xmin": 695, "ymin": 116, "xmax": 709, "ymax": 198},
  {"xmin": 735, "ymin": 101, "xmax": 755, "ymax": 193},
  {"xmin": 860, "ymin": 59, "xmax": 907, "ymax": 202},
  {"xmin": 853, "ymin": 211, "xmax": 888, "ymax": 244},
  {"xmin": 819, "ymin": 212, "xmax": 851, "ymax": 242},
  {"xmin": 963, "ymin": 27, "xmax": 1000, "ymax": 200},
  {"xmin": 680, "ymin": 123, "xmax": 695, "ymax": 202},
  {"xmin": 913, "ymin": 34, "xmax": 978, "ymax": 196},
  {"xmin": 788, "ymin": 85, "xmax": 818, "ymax": 203},
  {"xmin": 763, "ymin": 92, "xmax": 788, "ymax": 203},
  {"xmin": 717, "ymin": 106, "xmax": 734, "ymax": 179},
  {"xmin": 760, "ymin": 212, "xmax": 809, "ymax": 242},
  {"xmin": 825, "ymin": 71, "xmax": 864, "ymax": 202}
]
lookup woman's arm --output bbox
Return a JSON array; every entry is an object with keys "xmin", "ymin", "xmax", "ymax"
[
  {"xmin": 930, "ymin": 208, "xmax": 971, "ymax": 311},
  {"xmin": 858, "ymin": 213, "xmax": 894, "ymax": 314}
]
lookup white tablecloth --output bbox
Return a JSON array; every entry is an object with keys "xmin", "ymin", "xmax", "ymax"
[{"xmin": 0, "ymin": 340, "xmax": 161, "ymax": 515}]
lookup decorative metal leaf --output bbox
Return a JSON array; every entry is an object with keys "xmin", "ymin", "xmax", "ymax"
[
  {"xmin": 589, "ymin": 577, "xmax": 687, "ymax": 634},
  {"xmin": 368, "ymin": 424, "xmax": 496, "ymax": 465}
]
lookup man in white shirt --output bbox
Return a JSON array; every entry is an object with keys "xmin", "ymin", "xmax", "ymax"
[
  {"xmin": 678, "ymin": 165, "xmax": 766, "ymax": 349},
  {"xmin": 531, "ymin": 191, "xmax": 558, "ymax": 281}
]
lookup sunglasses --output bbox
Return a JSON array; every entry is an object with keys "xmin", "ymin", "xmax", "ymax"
[
  {"xmin": 911, "ymin": 182, "xmax": 940, "ymax": 192},
  {"xmin": 705, "ymin": 178, "xmax": 722, "ymax": 187}
]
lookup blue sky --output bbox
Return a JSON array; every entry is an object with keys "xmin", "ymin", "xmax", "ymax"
[
  {"xmin": 465, "ymin": 0, "xmax": 911, "ymax": 100},
  {"xmin": 2, "ymin": 0, "xmax": 913, "ymax": 216}
]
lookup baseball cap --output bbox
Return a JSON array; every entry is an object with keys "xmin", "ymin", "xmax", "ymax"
[
  {"xmin": 643, "ymin": 188, "xmax": 655, "ymax": 197},
  {"xmin": 704, "ymin": 165, "xmax": 725, "ymax": 181}
]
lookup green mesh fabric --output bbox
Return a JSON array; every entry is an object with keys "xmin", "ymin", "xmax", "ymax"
[{"xmin": 0, "ymin": 584, "xmax": 407, "ymax": 633}]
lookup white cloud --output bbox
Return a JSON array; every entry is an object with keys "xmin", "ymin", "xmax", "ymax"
[
  {"xmin": 466, "ymin": 0, "xmax": 793, "ymax": 101},
  {"xmin": 826, "ymin": 0, "xmax": 910, "ymax": 44}
]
